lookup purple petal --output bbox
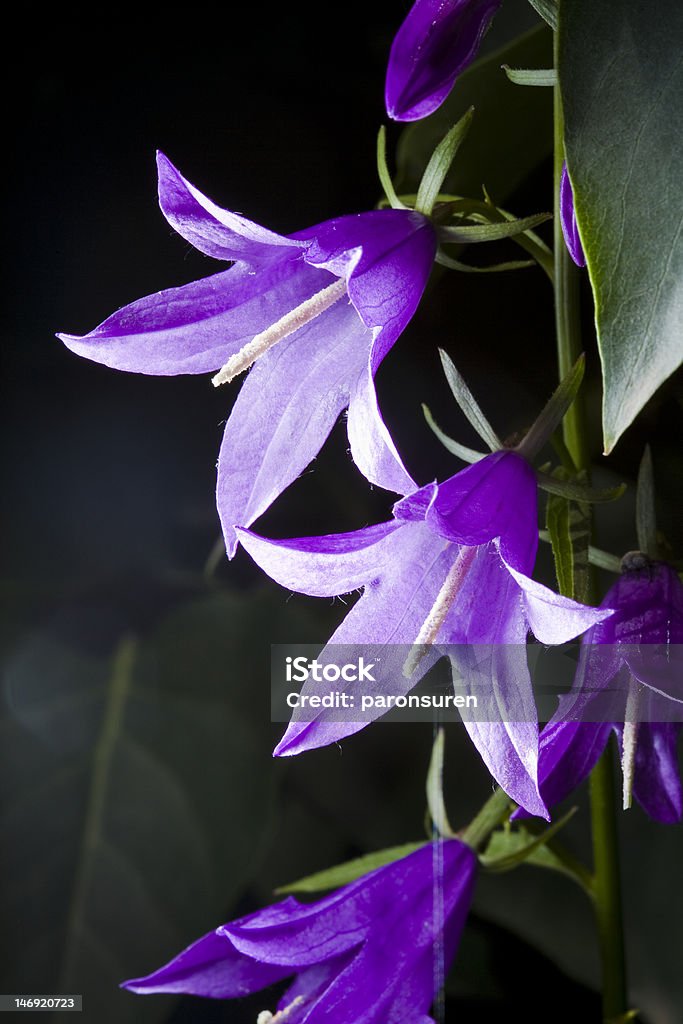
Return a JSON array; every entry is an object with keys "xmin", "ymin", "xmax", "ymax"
[
  {"xmin": 347, "ymin": 363, "xmax": 416, "ymax": 497},
  {"xmin": 618, "ymin": 722, "xmax": 682, "ymax": 823},
  {"xmin": 217, "ymin": 296, "xmax": 370, "ymax": 553},
  {"xmin": 513, "ymin": 720, "xmax": 611, "ymax": 819},
  {"xmin": 301, "ymin": 209, "xmax": 436, "ymax": 370},
  {"xmin": 425, "ymin": 451, "xmax": 538, "ymax": 574},
  {"xmin": 235, "ymin": 520, "xmax": 404, "ymax": 598},
  {"xmin": 157, "ymin": 152, "xmax": 303, "ymax": 264},
  {"xmin": 272, "ymin": 523, "xmax": 451, "ymax": 755},
  {"xmin": 385, "ymin": 0, "xmax": 502, "ymax": 121},
  {"xmin": 393, "ymin": 480, "xmax": 438, "ymax": 522},
  {"xmin": 505, "ymin": 561, "xmax": 615, "ymax": 644},
  {"xmin": 58, "ymin": 258, "xmax": 327, "ymax": 377},
  {"xmin": 121, "ymin": 928, "xmax": 290, "ymax": 997},
  {"xmin": 560, "ymin": 163, "xmax": 586, "ymax": 268}
]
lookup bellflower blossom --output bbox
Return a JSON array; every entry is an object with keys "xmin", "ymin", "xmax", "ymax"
[
  {"xmin": 531, "ymin": 558, "xmax": 683, "ymax": 823},
  {"xmin": 560, "ymin": 162, "xmax": 586, "ymax": 267},
  {"xmin": 122, "ymin": 839, "xmax": 476, "ymax": 1023},
  {"xmin": 58, "ymin": 154, "xmax": 436, "ymax": 554},
  {"xmin": 386, "ymin": 0, "xmax": 502, "ymax": 121},
  {"xmin": 237, "ymin": 449, "xmax": 612, "ymax": 817}
]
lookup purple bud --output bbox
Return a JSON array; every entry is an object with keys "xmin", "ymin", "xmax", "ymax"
[
  {"xmin": 385, "ymin": 0, "xmax": 502, "ymax": 122},
  {"xmin": 560, "ymin": 162, "xmax": 586, "ymax": 267}
]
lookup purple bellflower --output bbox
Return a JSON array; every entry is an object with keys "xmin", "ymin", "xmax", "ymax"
[
  {"xmin": 560, "ymin": 162, "xmax": 586, "ymax": 268},
  {"xmin": 237, "ymin": 449, "xmax": 612, "ymax": 818},
  {"xmin": 122, "ymin": 839, "xmax": 476, "ymax": 1023},
  {"xmin": 58, "ymin": 154, "xmax": 436, "ymax": 555},
  {"xmin": 385, "ymin": 0, "xmax": 502, "ymax": 121},
  {"xmin": 531, "ymin": 558, "xmax": 683, "ymax": 823}
]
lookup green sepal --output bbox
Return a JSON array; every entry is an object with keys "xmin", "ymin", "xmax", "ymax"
[
  {"xmin": 526, "ymin": 0, "xmax": 558, "ymax": 31},
  {"xmin": 426, "ymin": 728, "xmax": 456, "ymax": 837},
  {"xmin": 376, "ymin": 126, "xmax": 406, "ymax": 210},
  {"xmin": 636, "ymin": 445, "xmax": 659, "ymax": 558},
  {"xmin": 435, "ymin": 249, "xmax": 535, "ymax": 273},
  {"xmin": 537, "ymin": 471, "xmax": 626, "ymax": 504},
  {"xmin": 516, "ymin": 355, "xmax": 585, "ymax": 460},
  {"xmin": 439, "ymin": 350, "xmax": 501, "ymax": 451},
  {"xmin": 422, "ymin": 404, "xmax": 486, "ymax": 464},
  {"xmin": 480, "ymin": 809, "xmax": 593, "ymax": 895},
  {"xmin": 502, "ymin": 66, "xmax": 556, "ymax": 87},
  {"xmin": 415, "ymin": 108, "xmax": 474, "ymax": 216},
  {"xmin": 275, "ymin": 842, "xmax": 427, "ymax": 895},
  {"xmin": 438, "ymin": 210, "xmax": 550, "ymax": 244}
]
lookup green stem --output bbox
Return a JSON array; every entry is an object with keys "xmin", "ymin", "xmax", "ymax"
[
  {"xmin": 554, "ymin": 30, "xmax": 628, "ymax": 1021},
  {"xmin": 460, "ymin": 787, "xmax": 512, "ymax": 850},
  {"xmin": 590, "ymin": 747, "xmax": 628, "ymax": 1019}
]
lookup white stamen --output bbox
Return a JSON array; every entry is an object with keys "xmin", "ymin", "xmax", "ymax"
[
  {"xmin": 256, "ymin": 995, "xmax": 305, "ymax": 1023},
  {"xmin": 212, "ymin": 278, "xmax": 348, "ymax": 387},
  {"xmin": 621, "ymin": 680, "xmax": 643, "ymax": 810},
  {"xmin": 404, "ymin": 545, "xmax": 477, "ymax": 678}
]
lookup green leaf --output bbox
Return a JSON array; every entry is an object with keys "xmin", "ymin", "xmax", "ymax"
[
  {"xmin": 517, "ymin": 354, "xmax": 584, "ymax": 461},
  {"xmin": 560, "ymin": 2, "xmax": 683, "ymax": 452},
  {"xmin": 275, "ymin": 842, "xmax": 427, "ymax": 895},
  {"xmin": 526, "ymin": 0, "xmax": 557, "ymax": 32},
  {"xmin": 397, "ymin": 25, "xmax": 553, "ymax": 202},
  {"xmin": 415, "ymin": 109, "xmax": 474, "ymax": 216},
  {"xmin": 435, "ymin": 250, "xmax": 535, "ymax": 273},
  {"xmin": 503, "ymin": 66, "xmax": 556, "ymax": 87}
]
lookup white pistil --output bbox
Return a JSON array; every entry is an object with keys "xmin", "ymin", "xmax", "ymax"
[
  {"xmin": 404, "ymin": 545, "xmax": 477, "ymax": 678},
  {"xmin": 212, "ymin": 277, "xmax": 348, "ymax": 387},
  {"xmin": 621, "ymin": 679, "xmax": 643, "ymax": 810}
]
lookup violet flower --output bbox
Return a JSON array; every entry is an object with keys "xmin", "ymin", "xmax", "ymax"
[
  {"xmin": 237, "ymin": 450, "xmax": 611, "ymax": 817},
  {"xmin": 58, "ymin": 154, "xmax": 436, "ymax": 554},
  {"xmin": 386, "ymin": 0, "xmax": 502, "ymax": 121},
  {"xmin": 531, "ymin": 558, "xmax": 683, "ymax": 823},
  {"xmin": 560, "ymin": 162, "xmax": 586, "ymax": 267},
  {"xmin": 122, "ymin": 839, "xmax": 476, "ymax": 1022}
]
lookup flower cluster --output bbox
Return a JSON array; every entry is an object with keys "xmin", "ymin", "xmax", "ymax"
[{"xmin": 57, "ymin": 1, "xmax": 679, "ymax": 1016}]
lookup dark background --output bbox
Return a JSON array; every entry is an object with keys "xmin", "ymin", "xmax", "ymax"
[{"xmin": 2, "ymin": 2, "xmax": 682, "ymax": 1021}]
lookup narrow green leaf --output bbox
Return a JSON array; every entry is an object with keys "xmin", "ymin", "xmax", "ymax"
[
  {"xmin": 438, "ymin": 210, "xmax": 550, "ymax": 244},
  {"xmin": 526, "ymin": 0, "xmax": 557, "ymax": 31},
  {"xmin": 415, "ymin": 109, "xmax": 474, "ymax": 216},
  {"xmin": 422, "ymin": 404, "xmax": 486, "ymax": 463},
  {"xmin": 438, "ymin": 350, "xmax": 501, "ymax": 451},
  {"xmin": 588, "ymin": 546, "xmax": 623, "ymax": 575},
  {"xmin": 502, "ymin": 66, "xmax": 556, "ymax": 87},
  {"xmin": 376, "ymin": 126, "xmax": 406, "ymax": 210},
  {"xmin": 560, "ymin": 2, "xmax": 683, "ymax": 452},
  {"xmin": 397, "ymin": 25, "xmax": 553, "ymax": 202},
  {"xmin": 275, "ymin": 842, "xmax": 427, "ymax": 894},
  {"xmin": 636, "ymin": 446, "xmax": 658, "ymax": 558}
]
